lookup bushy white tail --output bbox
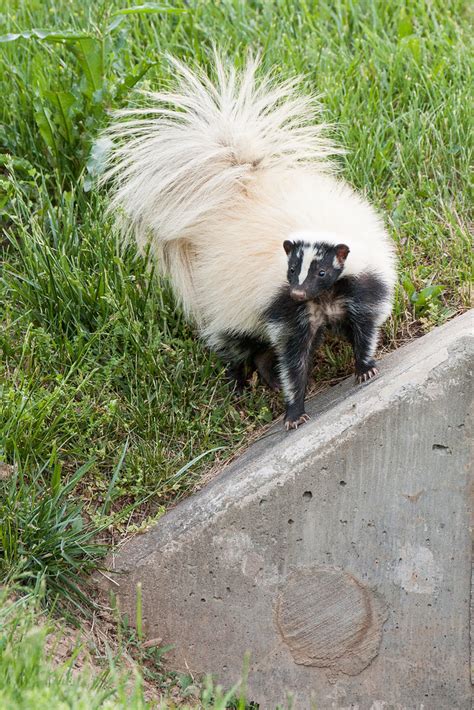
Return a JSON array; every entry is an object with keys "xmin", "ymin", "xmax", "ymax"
[{"xmin": 102, "ymin": 55, "xmax": 337, "ymax": 313}]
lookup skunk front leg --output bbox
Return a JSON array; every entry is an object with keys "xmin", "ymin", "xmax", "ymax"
[
  {"xmin": 267, "ymin": 316, "xmax": 321, "ymax": 430},
  {"xmin": 345, "ymin": 311, "xmax": 380, "ymax": 383}
]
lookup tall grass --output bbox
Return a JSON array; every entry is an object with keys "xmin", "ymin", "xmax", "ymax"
[{"xmin": 0, "ymin": 458, "xmax": 107, "ymax": 613}]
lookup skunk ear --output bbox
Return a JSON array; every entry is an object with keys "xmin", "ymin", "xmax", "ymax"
[
  {"xmin": 335, "ymin": 243, "xmax": 350, "ymax": 265},
  {"xmin": 283, "ymin": 240, "xmax": 294, "ymax": 256}
]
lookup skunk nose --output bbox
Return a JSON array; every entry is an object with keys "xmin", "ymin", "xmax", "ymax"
[{"xmin": 290, "ymin": 289, "xmax": 307, "ymax": 301}]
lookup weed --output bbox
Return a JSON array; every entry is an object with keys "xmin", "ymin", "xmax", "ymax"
[{"xmin": 0, "ymin": 456, "xmax": 107, "ymax": 615}]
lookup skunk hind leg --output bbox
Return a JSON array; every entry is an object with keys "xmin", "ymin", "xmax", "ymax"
[
  {"xmin": 215, "ymin": 332, "xmax": 268, "ymax": 393},
  {"xmin": 224, "ymin": 361, "xmax": 250, "ymax": 392},
  {"xmin": 253, "ymin": 349, "xmax": 281, "ymax": 391}
]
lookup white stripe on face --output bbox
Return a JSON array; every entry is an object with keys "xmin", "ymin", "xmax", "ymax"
[{"xmin": 298, "ymin": 246, "xmax": 315, "ymax": 285}]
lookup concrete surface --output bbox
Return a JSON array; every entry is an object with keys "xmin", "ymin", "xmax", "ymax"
[{"xmin": 103, "ymin": 311, "xmax": 473, "ymax": 709}]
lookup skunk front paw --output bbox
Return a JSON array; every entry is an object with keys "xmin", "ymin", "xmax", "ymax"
[
  {"xmin": 284, "ymin": 412, "xmax": 310, "ymax": 431},
  {"xmin": 355, "ymin": 361, "xmax": 379, "ymax": 384}
]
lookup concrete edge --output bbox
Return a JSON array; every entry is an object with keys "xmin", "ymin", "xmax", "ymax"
[{"xmin": 109, "ymin": 310, "xmax": 474, "ymax": 570}]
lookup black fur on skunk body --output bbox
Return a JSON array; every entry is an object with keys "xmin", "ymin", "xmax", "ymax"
[
  {"xmin": 214, "ymin": 239, "xmax": 390, "ymax": 429},
  {"xmin": 103, "ymin": 56, "xmax": 397, "ymax": 430}
]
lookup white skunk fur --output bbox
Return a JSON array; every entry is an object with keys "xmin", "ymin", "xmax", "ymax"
[{"xmin": 102, "ymin": 55, "xmax": 397, "ymax": 427}]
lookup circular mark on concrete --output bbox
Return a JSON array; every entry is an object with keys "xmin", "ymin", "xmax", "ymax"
[{"xmin": 275, "ymin": 566, "xmax": 387, "ymax": 675}]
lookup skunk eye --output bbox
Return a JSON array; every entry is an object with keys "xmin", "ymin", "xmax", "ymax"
[
  {"xmin": 290, "ymin": 266, "xmax": 295, "ymax": 273},
  {"xmin": 318, "ymin": 270, "xmax": 326, "ymax": 277}
]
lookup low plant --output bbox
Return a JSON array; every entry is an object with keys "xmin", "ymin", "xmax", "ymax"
[
  {"xmin": 0, "ymin": 455, "xmax": 108, "ymax": 615},
  {"xmin": 0, "ymin": 592, "xmax": 151, "ymax": 709},
  {"xmin": 0, "ymin": 4, "xmax": 186, "ymax": 184}
]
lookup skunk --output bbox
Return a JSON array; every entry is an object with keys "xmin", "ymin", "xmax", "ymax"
[{"xmin": 103, "ymin": 56, "xmax": 397, "ymax": 430}]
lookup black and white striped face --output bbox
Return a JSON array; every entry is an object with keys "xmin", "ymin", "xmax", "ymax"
[{"xmin": 283, "ymin": 240, "xmax": 350, "ymax": 302}]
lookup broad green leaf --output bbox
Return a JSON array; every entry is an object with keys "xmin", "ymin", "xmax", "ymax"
[
  {"xmin": 402, "ymin": 276, "xmax": 416, "ymax": 298},
  {"xmin": 0, "ymin": 33, "xmax": 30, "ymax": 42},
  {"xmin": 398, "ymin": 15, "xmax": 414, "ymax": 39},
  {"xmin": 44, "ymin": 91, "xmax": 76, "ymax": 144},
  {"xmin": 417, "ymin": 285, "xmax": 443, "ymax": 300},
  {"xmin": 32, "ymin": 29, "xmax": 94, "ymax": 42},
  {"xmin": 0, "ymin": 154, "xmax": 36, "ymax": 174},
  {"xmin": 0, "ymin": 29, "xmax": 93, "ymax": 43},
  {"xmin": 410, "ymin": 285, "xmax": 444, "ymax": 309},
  {"xmin": 71, "ymin": 37, "xmax": 104, "ymax": 98},
  {"xmin": 33, "ymin": 102, "xmax": 57, "ymax": 155},
  {"xmin": 106, "ymin": 15, "xmax": 125, "ymax": 33},
  {"xmin": 115, "ymin": 59, "xmax": 156, "ymax": 99},
  {"xmin": 112, "ymin": 4, "xmax": 187, "ymax": 16}
]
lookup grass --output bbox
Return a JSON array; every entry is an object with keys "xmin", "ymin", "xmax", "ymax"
[
  {"xmin": 0, "ymin": 592, "xmax": 270, "ymax": 709},
  {"xmin": 0, "ymin": 594, "xmax": 139, "ymax": 710},
  {"xmin": 0, "ymin": 0, "xmax": 472, "ymax": 706},
  {"xmin": 0, "ymin": 458, "xmax": 107, "ymax": 615}
]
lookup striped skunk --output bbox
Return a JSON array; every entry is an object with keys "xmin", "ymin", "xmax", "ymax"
[{"xmin": 103, "ymin": 56, "xmax": 397, "ymax": 430}]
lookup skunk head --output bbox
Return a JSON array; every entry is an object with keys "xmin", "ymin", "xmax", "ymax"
[{"xmin": 283, "ymin": 240, "xmax": 350, "ymax": 302}]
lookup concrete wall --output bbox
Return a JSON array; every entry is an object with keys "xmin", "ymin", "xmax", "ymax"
[{"xmin": 103, "ymin": 311, "xmax": 473, "ymax": 709}]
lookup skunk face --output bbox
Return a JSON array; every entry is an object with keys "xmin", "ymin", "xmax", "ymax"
[{"xmin": 283, "ymin": 240, "xmax": 350, "ymax": 302}]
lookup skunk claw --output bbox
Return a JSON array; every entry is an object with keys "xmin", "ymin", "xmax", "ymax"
[
  {"xmin": 356, "ymin": 366, "xmax": 379, "ymax": 384},
  {"xmin": 285, "ymin": 413, "xmax": 310, "ymax": 431}
]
